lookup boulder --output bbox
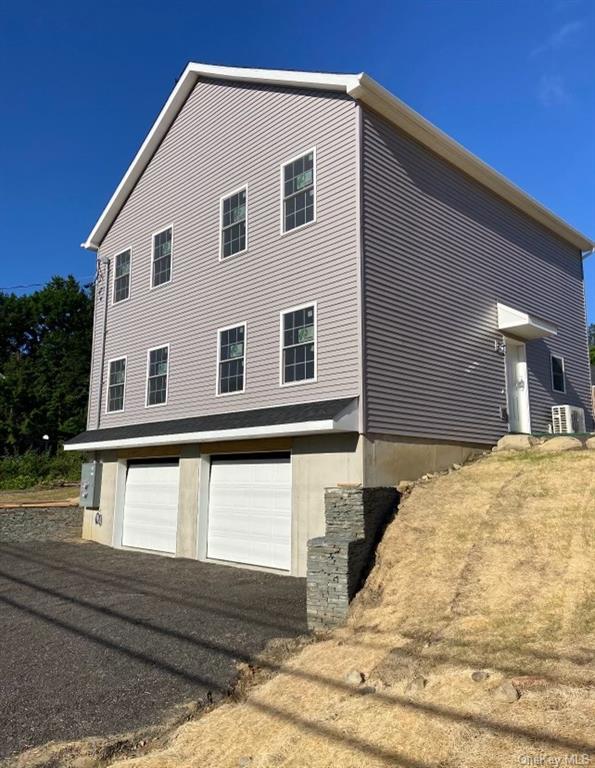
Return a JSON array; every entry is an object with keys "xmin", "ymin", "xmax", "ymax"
[
  {"xmin": 493, "ymin": 680, "xmax": 520, "ymax": 703},
  {"xmin": 495, "ymin": 434, "xmax": 537, "ymax": 451},
  {"xmin": 471, "ymin": 670, "xmax": 489, "ymax": 682},
  {"xmin": 586, "ymin": 436, "xmax": 595, "ymax": 451},
  {"xmin": 344, "ymin": 669, "xmax": 365, "ymax": 686},
  {"xmin": 537, "ymin": 436, "xmax": 583, "ymax": 452}
]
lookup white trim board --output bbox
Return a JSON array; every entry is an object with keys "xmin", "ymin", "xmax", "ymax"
[
  {"xmin": 65, "ymin": 397, "xmax": 359, "ymax": 451},
  {"xmin": 64, "ymin": 419, "xmax": 357, "ymax": 452},
  {"xmin": 81, "ymin": 63, "xmax": 593, "ymax": 253}
]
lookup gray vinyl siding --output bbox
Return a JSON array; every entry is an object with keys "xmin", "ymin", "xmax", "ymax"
[
  {"xmin": 361, "ymin": 108, "xmax": 592, "ymax": 443},
  {"xmin": 87, "ymin": 80, "xmax": 359, "ymax": 429}
]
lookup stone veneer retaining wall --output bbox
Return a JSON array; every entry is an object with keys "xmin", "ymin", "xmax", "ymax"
[{"xmin": 306, "ymin": 486, "xmax": 399, "ymax": 629}]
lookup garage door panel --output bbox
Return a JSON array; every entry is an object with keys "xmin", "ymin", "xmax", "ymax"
[
  {"xmin": 208, "ymin": 484, "xmax": 291, "ymax": 513},
  {"xmin": 122, "ymin": 462, "xmax": 179, "ymax": 554},
  {"xmin": 207, "ymin": 532, "xmax": 289, "ymax": 571},
  {"xmin": 207, "ymin": 456, "xmax": 291, "ymax": 571}
]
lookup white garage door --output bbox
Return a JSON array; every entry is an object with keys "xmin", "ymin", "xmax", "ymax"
[
  {"xmin": 122, "ymin": 461, "xmax": 179, "ymax": 554},
  {"xmin": 207, "ymin": 454, "xmax": 291, "ymax": 571}
]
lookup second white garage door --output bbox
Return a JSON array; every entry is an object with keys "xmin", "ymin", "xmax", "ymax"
[
  {"xmin": 122, "ymin": 461, "xmax": 179, "ymax": 554},
  {"xmin": 207, "ymin": 454, "xmax": 292, "ymax": 571}
]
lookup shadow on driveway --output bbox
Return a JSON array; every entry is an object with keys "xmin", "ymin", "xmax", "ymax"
[{"xmin": 0, "ymin": 539, "xmax": 306, "ymax": 760}]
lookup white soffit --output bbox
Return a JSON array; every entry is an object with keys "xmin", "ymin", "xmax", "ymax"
[
  {"xmin": 81, "ymin": 63, "xmax": 594, "ymax": 253},
  {"xmin": 64, "ymin": 399, "xmax": 359, "ymax": 452},
  {"xmin": 497, "ymin": 302, "xmax": 558, "ymax": 340}
]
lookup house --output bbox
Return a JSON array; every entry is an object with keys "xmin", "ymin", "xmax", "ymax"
[{"xmin": 65, "ymin": 63, "xmax": 594, "ymax": 577}]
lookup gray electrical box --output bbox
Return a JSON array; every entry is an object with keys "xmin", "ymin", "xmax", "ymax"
[{"xmin": 80, "ymin": 461, "xmax": 102, "ymax": 509}]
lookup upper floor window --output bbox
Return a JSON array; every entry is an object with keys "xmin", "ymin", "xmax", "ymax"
[
  {"xmin": 107, "ymin": 357, "xmax": 126, "ymax": 412},
  {"xmin": 282, "ymin": 150, "xmax": 315, "ymax": 233},
  {"xmin": 151, "ymin": 227, "xmax": 172, "ymax": 287},
  {"xmin": 281, "ymin": 303, "xmax": 316, "ymax": 385},
  {"xmin": 551, "ymin": 354, "xmax": 566, "ymax": 393},
  {"xmin": 113, "ymin": 249, "xmax": 131, "ymax": 303},
  {"xmin": 217, "ymin": 323, "xmax": 246, "ymax": 394},
  {"xmin": 221, "ymin": 187, "xmax": 247, "ymax": 258},
  {"xmin": 146, "ymin": 345, "xmax": 169, "ymax": 406}
]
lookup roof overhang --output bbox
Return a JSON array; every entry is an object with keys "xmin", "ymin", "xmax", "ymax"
[
  {"xmin": 64, "ymin": 397, "xmax": 359, "ymax": 452},
  {"xmin": 82, "ymin": 63, "xmax": 593, "ymax": 254},
  {"xmin": 497, "ymin": 302, "xmax": 558, "ymax": 340}
]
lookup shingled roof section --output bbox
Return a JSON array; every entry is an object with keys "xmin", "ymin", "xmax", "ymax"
[{"xmin": 65, "ymin": 397, "xmax": 357, "ymax": 447}]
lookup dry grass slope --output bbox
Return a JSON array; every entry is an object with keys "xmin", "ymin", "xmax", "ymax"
[{"xmin": 75, "ymin": 452, "xmax": 595, "ymax": 766}]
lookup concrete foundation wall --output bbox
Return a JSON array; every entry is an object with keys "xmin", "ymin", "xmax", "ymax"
[
  {"xmin": 363, "ymin": 435, "xmax": 484, "ymax": 486},
  {"xmin": 291, "ymin": 434, "xmax": 364, "ymax": 576}
]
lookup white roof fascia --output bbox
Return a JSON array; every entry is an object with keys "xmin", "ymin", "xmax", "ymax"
[
  {"xmin": 82, "ymin": 64, "xmax": 593, "ymax": 253},
  {"xmin": 63, "ymin": 409, "xmax": 359, "ymax": 452},
  {"xmin": 82, "ymin": 63, "xmax": 201, "ymax": 250},
  {"xmin": 347, "ymin": 74, "xmax": 593, "ymax": 252}
]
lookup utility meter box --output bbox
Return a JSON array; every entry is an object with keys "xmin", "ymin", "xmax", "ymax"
[{"xmin": 80, "ymin": 461, "xmax": 102, "ymax": 509}]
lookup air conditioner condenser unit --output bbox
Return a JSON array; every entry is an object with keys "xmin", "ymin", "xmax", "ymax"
[{"xmin": 551, "ymin": 405, "xmax": 586, "ymax": 435}]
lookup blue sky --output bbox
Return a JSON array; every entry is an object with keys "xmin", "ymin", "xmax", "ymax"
[{"xmin": 0, "ymin": 0, "xmax": 593, "ymax": 319}]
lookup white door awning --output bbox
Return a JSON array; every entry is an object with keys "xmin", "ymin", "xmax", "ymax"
[{"xmin": 497, "ymin": 303, "xmax": 557, "ymax": 340}]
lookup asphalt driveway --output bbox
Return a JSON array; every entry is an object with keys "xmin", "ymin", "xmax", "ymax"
[{"xmin": 0, "ymin": 509, "xmax": 307, "ymax": 761}]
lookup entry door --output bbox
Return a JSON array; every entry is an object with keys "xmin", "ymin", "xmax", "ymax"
[
  {"xmin": 122, "ymin": 461, "xmax": 179, "ymax": 553},
  {"xmin": 207, "ymin": 454, "xmax": 291, "ymax": 571},
  {"xmin": 505, "ymin": 340, "xmax": 531, "ymax": 433}
]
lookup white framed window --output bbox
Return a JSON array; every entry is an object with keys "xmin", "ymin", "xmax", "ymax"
[
  {"xmin": 151, "ymin": 226, "xmax": 173, "ymax": 288},
  {"xmin": 281, "ymin": 148, "xmax": 316, "ymax": 234},
  {"xmin": 106, "ymin": 357, "xmax": 126, "ymax": 413},
  {"xmin": 146, "ymin": 344, "xmax": 169, "ymax": 407},
  {"xmin": 220, "ymin": 186, "xmax": 247, "ymax": 259},
  {"xmin": 280, "ymin": 303, "xmax": 316, "ymax": 385},
  {"xmin": 551, "ymin": 354, "xmax": 566, "ymax": 393},
  {"xmin": 216, "ymin": 323, "xmax": 246, "ymax": 395},
  {"xmin": 112, "ymin": 249, "xmax": 131, "ymax": 303}
]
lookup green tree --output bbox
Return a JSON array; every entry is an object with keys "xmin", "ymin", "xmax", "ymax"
[{"xmin": 0, "ymin": 277, "xmax": 93, "ymax": 455}]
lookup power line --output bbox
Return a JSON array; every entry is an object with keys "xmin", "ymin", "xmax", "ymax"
[{"xmin": 0, "ymin": 276, "xmax": 97, "ymax": 292}]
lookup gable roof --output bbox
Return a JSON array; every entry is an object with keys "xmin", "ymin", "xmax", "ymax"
[{"xmin": 82, "ymin": 63, "xmax": 593, "ymax": 253}]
